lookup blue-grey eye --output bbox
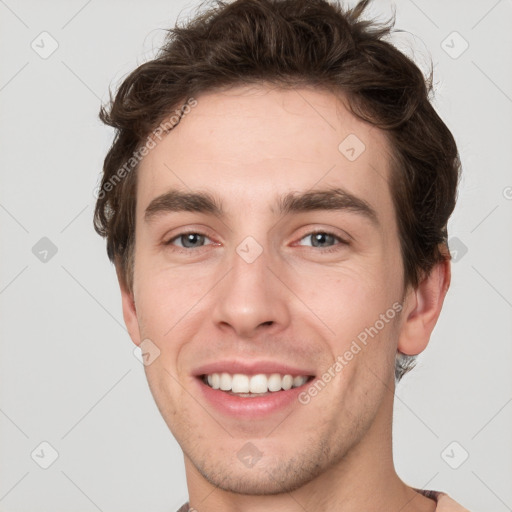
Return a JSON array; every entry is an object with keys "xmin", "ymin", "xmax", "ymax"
[
  {"xmin": 299, "ymin": 232, "xmax": 339, "ymax": 248},
  {"xmin": 175, "ymin": 233, "xmax": 207, "ymax": 248}
]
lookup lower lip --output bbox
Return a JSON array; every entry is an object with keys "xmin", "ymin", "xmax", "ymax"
[{"xmin": 195, "ymin": 377, "xmax": 313, "ymax": 419}]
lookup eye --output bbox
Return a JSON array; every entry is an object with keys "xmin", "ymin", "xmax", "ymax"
[
  {"xmin": 165, "ymin": 232, "xmax": 212, "ymax": 249},
  {"xmin": 296, "ymin": 231, "xmax": 348, "ymax": 250}
]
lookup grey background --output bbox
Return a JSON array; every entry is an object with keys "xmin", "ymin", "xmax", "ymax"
[{"xmin": 0, "ymin": 0, "xmax": 511, "ymax": 511}]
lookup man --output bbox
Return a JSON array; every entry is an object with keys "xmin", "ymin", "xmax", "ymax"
[{"xmin": 94, "ymin": 0, "xmax": 471, "ymax": 510}]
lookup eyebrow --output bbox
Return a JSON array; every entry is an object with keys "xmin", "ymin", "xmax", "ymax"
[
  {"xmin": 144, "ymin": 187, "xmax": 378, "ymax": 226},
  {"xmin": 277, "ymin": 188, "xmax": 378, "ymax": 226},
  {"xmin": 145, "ymin": 190, "xmax": 223, "ymax": 222}
]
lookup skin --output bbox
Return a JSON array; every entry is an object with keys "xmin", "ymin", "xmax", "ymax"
[{"xmin": 118, "ymin": 84, "xmax": 450, "ymax": 512}]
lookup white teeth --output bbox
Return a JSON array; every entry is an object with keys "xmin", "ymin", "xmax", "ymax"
[
  {"xmin": 249, "ymin": 374, "xmax": 268, "ymax": 393},
  {"xmin": 282, "ymin": 374, "xmax": 293, "ymax": 390},
  {"xmin": 231, "ymin": 374, "xmax": 250, "ymax": 393},
  {"xmin": 203, "ymin": 372, "xmax": 310, "ymax": 393},
  {"xmin": 219, "ymin": 372, "xmax": 231, "ymax": 391},
  {"xmin": 293, "ymin": 375, "xmax": 307, "ymax": 388},
  {"xmin": 267, "ymin": 373, "xmax": 282, "ymax": 392}
]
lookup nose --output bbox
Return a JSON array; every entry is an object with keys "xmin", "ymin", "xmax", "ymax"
[{"xmin": 211, "ymin": 246, "xmax": 291, "ymax": 339}]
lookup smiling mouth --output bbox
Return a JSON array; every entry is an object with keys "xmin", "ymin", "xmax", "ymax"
[{"xmin": 200, "ymin": 372, "xmax": 315, "ymax": 397}]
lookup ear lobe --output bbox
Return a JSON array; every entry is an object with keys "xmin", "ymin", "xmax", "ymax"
[
  {"xmin": 397, "ymin": 257, "xmax": 451, "ymax": 356},
  {"xmin": 116, "ymin": 265, "xmax": 142, "ymax": 347}
]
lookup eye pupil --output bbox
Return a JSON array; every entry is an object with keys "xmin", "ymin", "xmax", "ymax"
[
  {"xmin": 182, "ymin": 233, "xmax": 204, "ymax": 248},
  {"xmin": 312, "ymin": 233, "xmax": 333, "ymax": 247}
]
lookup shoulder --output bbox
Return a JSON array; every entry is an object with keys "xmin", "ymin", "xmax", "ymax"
[
  {"xmin": 416, "ymin": 488, "xmax": 472, "ymax": 511},
  {"xmin": 436, "ymin": 493, "xmax": 472, "ymax": 512}
]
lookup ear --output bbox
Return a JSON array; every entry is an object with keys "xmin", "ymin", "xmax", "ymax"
[
  {"xmin": 116, "ymin": 265, "xmax": 142, "ymax": 347},
  {"xmin": 397, "ymin": 255, "xmax": 451, "ymax": 356}
]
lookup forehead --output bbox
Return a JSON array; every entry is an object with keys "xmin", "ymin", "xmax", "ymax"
[{"xmin": 136, "ymin": 85, "xmax": 394, "ymax": 222}]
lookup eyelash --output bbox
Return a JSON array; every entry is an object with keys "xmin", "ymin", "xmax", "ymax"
[
  {"xmin": 297, "ymin": 230, "xmax": 349, "ymax": 253},
  {"xmin": 163, "ymin": 230, "xmax": 349, "ymax": 254},
  {"xmin": 163, "ymin": 231, "xmax": 216, "ymax": 252}
]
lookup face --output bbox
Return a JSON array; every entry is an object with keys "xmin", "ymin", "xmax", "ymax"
[{"xmin": 124, "ymin": 85, "xmax": 409, "ymax": 494}]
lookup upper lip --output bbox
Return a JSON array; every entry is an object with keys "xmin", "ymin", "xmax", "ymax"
[{"xmin": 193, "ymin": 360, "xmax": 316, "ymax": 377}]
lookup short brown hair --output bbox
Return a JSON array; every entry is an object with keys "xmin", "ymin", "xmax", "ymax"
[{"xmin": 94, "ymin": 0, "xmax": 461, "ymax": 381}]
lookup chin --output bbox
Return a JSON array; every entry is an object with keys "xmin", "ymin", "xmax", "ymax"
[
  {"xmin": 200, "ymin": 465, "xmax": 316, "ymax": 495},
  {"xmin": 190, "ymin": 444, "xmax": 332, "ymax": 496}
]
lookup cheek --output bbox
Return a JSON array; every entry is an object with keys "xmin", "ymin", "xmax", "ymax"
[
  {"xmin": 288, "ymin": 264, "xmax": 402, "ymax": 375},
  {"xmin": 325, "ymin": 314, "xmax": 399, "ymax": 418},
  {"xmin": 134, "ymin": 251, "xmax": 208, "ymax": 328},
  {"xmin": 133, "ymin": 279, "xmax": 168, "ymax": 338},
  {"xmin": 132, "ymin": 261, "xmax": 214, "ymax": 374},
  {"xmin": 289, "ymin": 261, "xmax": 395, "ymax": 325}
]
